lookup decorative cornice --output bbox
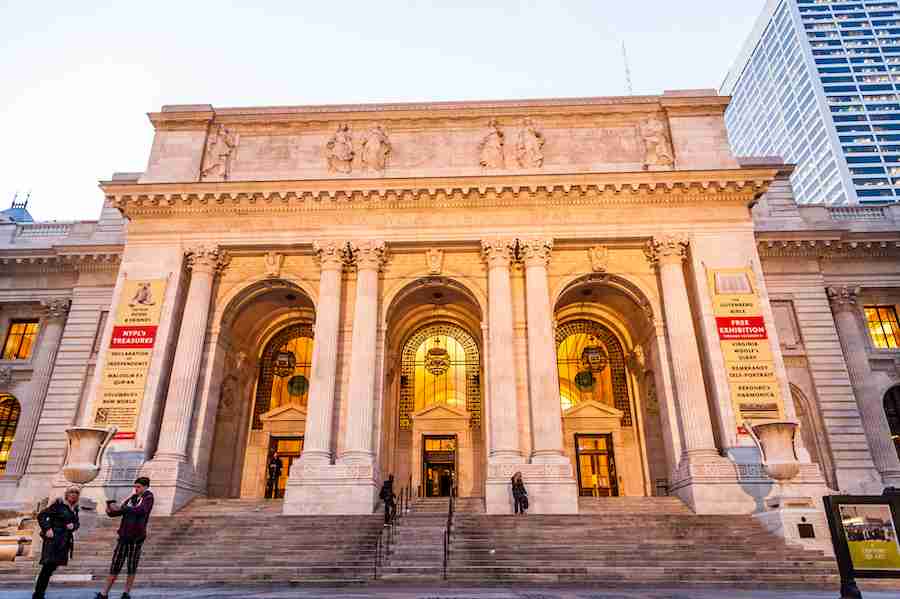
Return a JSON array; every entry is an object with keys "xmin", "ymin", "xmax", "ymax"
[
  {"xmin": 757, "ymin": 238, "xmax": 900, "ymax": 259},
  {"xmin": 100, "ymin": 169, "xmax": 777, "ymax": 219},
  {"xmin": 0, "ymin": 251, "xmax": 122, "ymax": 273}
]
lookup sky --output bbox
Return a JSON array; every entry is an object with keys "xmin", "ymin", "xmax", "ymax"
[{"xmin": 0, "ymin": 1, "xmax": 766, "ymax": 222}]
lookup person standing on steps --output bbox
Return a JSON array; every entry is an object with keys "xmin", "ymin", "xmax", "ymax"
[
  {"xmin": 33, "ymin": 486, "xmax": 81, "ymax": 599},
  {"xmin": 265, "ymin": 452, "xmax": 283, "ymax": 499},
  {"xmin": 511, "ymin": 471, "xmax": 528, "ymax": 515},
  {"xmin": 379, "ymin": 474, "xmax": 396, "ymax": 525},
  {"xmin": 95, "ymin": 477, "xmax": 154, "ymax": 599}
]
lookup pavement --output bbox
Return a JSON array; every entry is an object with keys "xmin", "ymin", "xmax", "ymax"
[{"xmin": 3, "ymin": 583, "xmax": 900, "ymax": 599}]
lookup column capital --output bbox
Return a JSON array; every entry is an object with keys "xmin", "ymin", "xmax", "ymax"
[
  {"xmin": 480, "ymin": 237, "xmax": 516, "ymax": 268},
  {"xmin": 313, "ymin": 240, "xmax": 350, "ymax": 271},
  {"xmin": 645, "ymin": 234, "xmax": 689, "ymax": 267},
  {"xmin": 38, "ymin": 298, "xmax": 71, "ymax": 320},
  {"xmin": 518, "ymin": 237, "xmax": 553, "ymax": 267},
  {"xmin": 185, "ymin": 244, "xmax": 230, "ymax": 274},
  {"xmin": 348, "ymin": 239, "xmax": 388, "ymax": 271},
  {"xmin": 827, "ymin": 286, "xmax": 861, "ymax": 313}
]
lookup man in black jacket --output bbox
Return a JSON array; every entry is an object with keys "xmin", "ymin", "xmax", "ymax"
[{"xmin": 95, "ymin": 477, "xmax": 154, "ymax": 599}]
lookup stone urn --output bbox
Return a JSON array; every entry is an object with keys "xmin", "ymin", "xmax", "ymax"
[
  {"xmin": 745, "ymin": 420, "xmax": 801, "ymax": 482},
  {"xmin": 61, "ymin": 426, "xmax": 117, "ymax": 485}
]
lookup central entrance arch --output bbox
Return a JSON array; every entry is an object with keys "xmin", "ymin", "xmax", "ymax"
[{"xmin": 381, "ymin": 276, "xmax": 485, "ymax": 499}]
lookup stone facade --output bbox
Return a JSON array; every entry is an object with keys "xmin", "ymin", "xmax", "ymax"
[{"xmin": 0, "ymin": 92, "xmax": 898, "ymax": 548}]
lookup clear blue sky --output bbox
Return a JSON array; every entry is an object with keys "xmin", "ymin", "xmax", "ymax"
[{"xmin": 0, "ymin": 1, "xmax": 766, "ymax": 222}]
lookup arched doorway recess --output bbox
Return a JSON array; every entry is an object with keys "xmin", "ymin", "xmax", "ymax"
[
  {"xmin": 0, "ymin": 394, "xmax": 21, "ymax": 475},
  {"xmin": 382, "ymin": 276, "xmax": 484, "ymax": 499},
  {"xmin": 206, "ymin": 280, "xmax": 316, "ymax": 499},
  {"xmin": 554, "ymin": 274, "xmax": 664, "ymax": 497},
  {"xmin": 885, "ymin": 385, "xmax": 900, "ymax": 461}
]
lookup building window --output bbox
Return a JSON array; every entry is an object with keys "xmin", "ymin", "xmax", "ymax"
[
  {"xmin": 865, "ymin": 305, "xmax": 900, "ymax": 348},
  {"xmin": 2, "ymin": 320, "xmax": 40, "ymax": 360},
  {"xmin": 0, "ymin": 394, "xmax": 20, "ymax": 474}
]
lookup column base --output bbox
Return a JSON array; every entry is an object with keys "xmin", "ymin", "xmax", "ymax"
[
  {"xmin": 283, "ymin": 461, "xmax": 378, "ymax": 515},
  {"xmin": 670, "ymin": 453, "xmax": 831, "ymax": 515},
  {"xmin": 485, "ymin": 458, "xmax": 578, "ymax": 514},
  {"xmin": 138, "ymin": 457, "xmax": 205, "ymax": 515},
  {"xmin": 753, "ymin": 496, "xmax": 833, "ymax": 555}
]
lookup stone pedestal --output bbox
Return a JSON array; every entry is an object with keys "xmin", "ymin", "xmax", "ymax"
[
  {"xmin": 753, "ymin": 495, "xmax": 833, "ymax": 555},
  {"xmin": 486, "ymin": 463, "xmax": 578, "ymax": 515},
  {"xmin": 283, "ymin": 463, "xmax": 376, "ymax": 515}
]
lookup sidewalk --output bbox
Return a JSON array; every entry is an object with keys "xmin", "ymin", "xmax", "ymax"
[{"xmin": 2, "ymin": 583, "xmax": 900, "ymax": 598}]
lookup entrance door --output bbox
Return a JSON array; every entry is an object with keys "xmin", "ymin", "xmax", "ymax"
[
  {"xmin": 422, "ymin": 435, "xmax": 456, "ymax": 497},
  {"xmin": 266, "ymin": 436, "xmax": 303, "ymax": 499},
  {"xmin": 575, "ymin": 434, "xmax": 618, "ymax": 497}
]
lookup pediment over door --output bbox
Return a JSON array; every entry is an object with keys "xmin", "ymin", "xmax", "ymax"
[
  {"xmin": 563, "ymin": 400, "xmax": 623, "ymax": 430},
  {"xmin": 411, "ymin": 403, "xmax": 471, "ymax": 424},
  {"xmin": 260, "ymin": 402, "xmax": 307, "ymax": 435}
]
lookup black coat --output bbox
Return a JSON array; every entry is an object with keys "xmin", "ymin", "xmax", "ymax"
[{"xmin": 37, "ymin": 499, "xmax": 80, "ymax": 566}]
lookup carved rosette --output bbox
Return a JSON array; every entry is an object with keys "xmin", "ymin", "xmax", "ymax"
[
  {"xmin": 644, "ymin": 234, "xmax": 689, "ymax": 268},
  {"xmin": 39, "ymin": 298, "xmax": 71, "ymax": 320},
  {"xmin": 480, "ymin": 237, "xmax": 516, "ymax": 268},
  {"xmin": 519, "ymin": 238, "xmax": 553, "ymax": 268},
  {"xmin": 827, "ymin": 286, "xmax": 861, "ymax": 313},
  {"xmin": 349, "ymin": 240, "xmax": 388, "ymax": 271},
  {"xmin": 313, "ymin": 240, "xmax": 350, "ymax": 271},
  {"xmin": 186, "ymin": 245, "xmax": 230, "ymax": 275}
]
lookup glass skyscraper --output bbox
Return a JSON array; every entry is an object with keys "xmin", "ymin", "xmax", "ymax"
[{"xmin": 722, "ymin": 0, "xmax": 900, "ymax": 205}]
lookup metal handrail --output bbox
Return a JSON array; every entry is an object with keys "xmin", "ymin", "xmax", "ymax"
[{"xmin": 442, "ymin": 485, "xmax": 456, "ymax": 580}]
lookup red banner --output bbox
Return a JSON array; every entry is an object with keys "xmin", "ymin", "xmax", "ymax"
[
  {"xmin": 109, "ymin": 325, "xmax": 158, "ymax": 349},
  {"xmin": 715, "ymin": 316, "xmax": 767, "ymax": 341}
]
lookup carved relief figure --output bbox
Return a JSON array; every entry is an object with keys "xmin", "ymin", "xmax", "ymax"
[
  {"xmin": 200, "ymin": 124, "xmax": 238, "ymax": 181},
  {"xmin": 326, "ymin": 124, "xmax": 354, "ymax": 174},
  {"xmin": 479, "ymin": 120, "xmax": 505, "ymax": 169},
  {"xmin": 515, "ymin": 119, "xmax": 545, "ymax": 168},
  {"xmin": 639, "ymin": 118, "xmax": 675, "ymax": 169},
  {"xmin": 264, "ymin": 251, "xmax": 284, "ymax": 278},
  {"xmin": 425, "ymin": 248, "xmax": 444, "ymax": 275},
  {"xmin": 361, "ymin": 125, "xmax": 391, "ymax": 172},
  {"xmin": 588, "ymin": 245, "xmax": 609, "ymax": 273}
]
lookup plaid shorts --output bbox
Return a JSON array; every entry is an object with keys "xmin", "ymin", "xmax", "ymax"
[{"xmin": 109, "ymin": 539, "xmax": 144, "ymax": 576}]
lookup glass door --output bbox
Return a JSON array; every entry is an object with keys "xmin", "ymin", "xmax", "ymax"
[
  {"xmin": 266, "ymin": 436, "xmax": 304, "ymax": 499},
  {"xmin": 575, "ymin": 434, "xmax": 618, "ymax": 497},
  {"xmin": 422, "ymin": 435, "xmax": 456, "ymax": 497}
]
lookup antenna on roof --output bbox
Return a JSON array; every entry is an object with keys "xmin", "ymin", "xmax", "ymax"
[{"xmin": 622, "ymin": 42, "xmax": 634, "ymax": 96}]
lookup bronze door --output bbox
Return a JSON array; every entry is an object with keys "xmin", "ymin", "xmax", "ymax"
[
  {"xmin": 575, "ymin": 433, "xmax": 618, "ymax": 497},
  {"xmin": 267, "ymin": 436, "xmax": 304, "ymax": 499},
  {"xmin": 422, "ymin": 435, "xmax": 456, "ymax": 497}
]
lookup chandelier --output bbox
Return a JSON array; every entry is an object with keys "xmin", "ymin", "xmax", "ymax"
[
  {"xmin": 424, "ymin": 337, "xmax": 451, "ymax": 376},
  {"xmin": 272, "ymin": 349, "xmax": 296, "ymax": 377},
  {"xmin": 580, "ymin": 336, "xmax": 609, "ymax": 373}
]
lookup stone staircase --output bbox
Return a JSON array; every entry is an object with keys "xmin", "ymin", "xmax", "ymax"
[{"xmin": 0, "ymin": 498, "xmax": 383, "ymax": 587}]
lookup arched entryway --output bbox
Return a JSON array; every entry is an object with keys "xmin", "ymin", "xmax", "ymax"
[
  {"xmin": 381, "ymin": 277, "xmax": 484, "ymax": 499},
  {"xmin": 0, "ymin": 394, "xmax": 20, "ymax": 475},
  {"xmin": 206, "ymin": 280, "xmax": 316, "ymax": 499},
  {"xmin": 884, "ymin": 385, "xmax": 900, "ymax": 460},
  {"xmin": 554, "ymin": 273, "xmax": 663, "ymax": 497}
]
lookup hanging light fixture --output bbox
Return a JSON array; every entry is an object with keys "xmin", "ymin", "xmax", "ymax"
[
  {"xmin": 580, "ymin": 334, "xmax": 609, "ymax": 373},
  {"xmin": 425, "ymin": 336, "xmax": 451, "ymax": 376}
]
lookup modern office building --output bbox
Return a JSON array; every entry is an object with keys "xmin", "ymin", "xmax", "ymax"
[{"xmin": 722, "ymin": 0, "xmax": 900, "ymax": 205}]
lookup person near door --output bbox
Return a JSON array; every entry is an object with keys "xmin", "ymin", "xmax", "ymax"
[
  {"xmin": 33, "ymin": 486, "xmax": 81, "ymax": 599},
  {"xmin": 265, "ymin": 452, "xmax": 282, "ymax": 499},
  {"xmin": 511, "ymin": 471, "xmax": 528, "ymax": 515},
  {"xmin": 379, "ymin": 475, "xmax": 396, "ymax": 525},
  {"xmin": 439, "ymin": 468, "xmax": 452, "ymax": 497},
  {"xmin": 95, "ymin": 477, "xmax": 154, "ymax": 599}
]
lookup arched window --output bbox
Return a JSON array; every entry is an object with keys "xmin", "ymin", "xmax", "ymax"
[
  {"xmin": 399, "ymin": 322, "xmax": 481, "ymax": 430},
  {"xmin": 252, "ymin": 324, "xmax": 314, "ymax": 429},
  {"xmin": 556, "ymin": 320, "xmax": 632, "ymax": 425},
  {"xmin": 884, "ymin": 385, "xmax": 900, "ymax": 460},
  {"xmin": 0, "ymin": 394, "xmax": 21, "ymax": 474}
]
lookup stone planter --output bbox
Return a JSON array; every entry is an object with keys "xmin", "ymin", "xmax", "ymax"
[
  {"xmin": 745, "ymin": 421, "xmax": 801, "ymax": 482},
  {"xmin": 61, "ymin": 426, "xmax": 117, "ymax": 485}
]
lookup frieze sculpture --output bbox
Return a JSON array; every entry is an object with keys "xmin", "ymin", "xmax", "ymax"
[
  {"xmin": 361, "ymin": 125, "xmax": 391, "ymax": 172},
  {"xmin": 425, "ymin": 248, "xmax": 444, "ymax": 275},
  {"xmin": 326, "ymin": 124, "xmax": 354, "ymax": 174},
  {"xmin": 200, "ymin": 124, "xmax": 238, "ymax": 181},
  {"xmin": 639, "ymin": 118, "xmax": 675, "ymax": 169},
  {"xmin": 479, "ymin": 120, "xmax": 505, "ymax": 169},
  {"xmin": 515, "ymin": 118, "xmax": 545, "ymax": 168}
]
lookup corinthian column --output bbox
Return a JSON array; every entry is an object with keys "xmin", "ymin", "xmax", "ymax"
[
  {"xmin": 481, "ymin": 237, "xmax": 522, "ymax": 462},
  {"xmin": 519, "ymin": 238, "xmax": 566, "ymax": 463},
  {"xmin": 3, "ymin": 298, "xmax": 70, "ymax": 480},
  {"xmin": 340, "ymin": 240, "xmax": 387, "ymax": 465},
  {"xmin": 828, "ymin": 286, "xmax": 900, "ymax": 485},
  {"xmin": 297, "ymin": 241, "xmax": 349, "ymax": 466},
  {"xmin": 646, "ymin": 235, "xmax": 718, "ymax": 459},
  {"xmin": 154, "ymin": 245, "xmax": 229, "ymax": 462}
]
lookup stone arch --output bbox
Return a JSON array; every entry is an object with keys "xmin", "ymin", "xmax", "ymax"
[
  {"xmin": 553, "ymin": 272, "xmax": 658, "ymax": 327},
  {"xmin": 0, "ymin": 393, "xmax": 21, "ymax": 475},
  {"xmin": 790, "ymin": 383, "xmax": 836, "ymax": 487},
  {"xmin": 383, "ymin": 275, "xmax": 484, "ymax": 327},
  {"xmin": 251, "ymin": 322, "xmax": 315, "ymax": 430},
  {"xmin": 884, "ymin": 384, "xmax": 900, "ymax": 461},
  {"xmin": 215, "ymin": 276, "xmax": 316, "ymax": 332}
]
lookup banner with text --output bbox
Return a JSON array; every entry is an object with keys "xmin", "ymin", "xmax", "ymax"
[
  {"xmin": 92, "ymin": 279, "xmax": 167, "ymax": 439},
  {"xmin": 707, "ymin": 267, "xmax": 784, "ymax": 435}
]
